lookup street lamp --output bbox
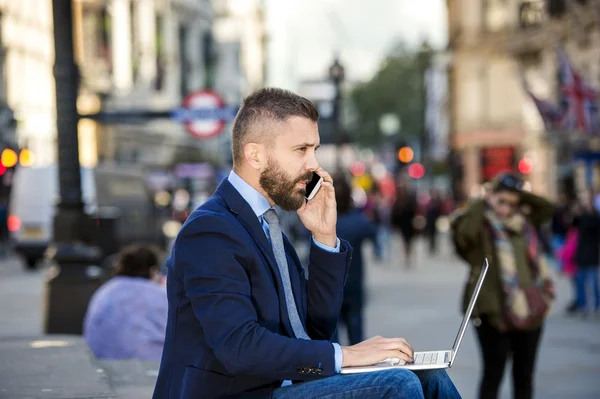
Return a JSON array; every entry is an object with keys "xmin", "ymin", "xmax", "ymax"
[
  {"xmin": 44, "ymin": 0, "xmax": 103, "ymax": 334},
  {"xmin": 329, "ymin": 58, "xmax": 345, "ymax": 83},
  {"xmin": 329, "ymin": 57, "xmax": 345, "ymax": 169},
  {"xmin": 418, "ymin": 41, "xmax": 433, "ymax": 180}
]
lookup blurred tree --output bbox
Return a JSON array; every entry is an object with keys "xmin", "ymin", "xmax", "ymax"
[{"xmin": 348, "ymin": 41, "xmax": 429, "ymax": 148}]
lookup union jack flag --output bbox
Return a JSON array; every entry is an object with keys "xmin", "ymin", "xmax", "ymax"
[
  {"xmin": 557, "ymin": 48, "xmax": 599, "ymax": 135},
  {"xmin": 519, "ymin": 69, "xmax": 565, "ymax": 131}
]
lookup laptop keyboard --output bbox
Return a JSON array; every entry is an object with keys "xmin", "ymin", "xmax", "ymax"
[{"xmin": 413, "ymin": 352, "xmax": 438, "ymax": 365}]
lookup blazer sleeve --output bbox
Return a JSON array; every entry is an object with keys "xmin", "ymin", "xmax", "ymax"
[
  {"xmin": 173, "ymin": 213, "xmax": 337, "ymax": 381},
  {"xmin": 305, "ymin": 238, "xmax": 352, "ymax": 340}
]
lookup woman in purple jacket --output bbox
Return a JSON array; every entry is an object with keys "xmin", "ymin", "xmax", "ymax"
[{"xmin": 84, "ymin": 244, "xmax": 168, "ymax": 360}]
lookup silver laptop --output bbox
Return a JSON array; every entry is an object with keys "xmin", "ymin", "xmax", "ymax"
[{"xmin": 341, "ymin": 258, "xmax": 489, "ymax": 373}]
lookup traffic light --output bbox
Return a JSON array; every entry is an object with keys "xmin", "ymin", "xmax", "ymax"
[
  {"xmin": 1, "ymin": 148, "xmax": 18, "ymax": 168},
  {"xmin": 395, "ymin": 141, "xmax": 414, "ymax": 172},
  {"xmin": 397, "ymin": 146, "xmax": 414, "ymax": 163},
  {"xmin": 19, "ymin": 149, "xmax": 35, "ymax": 167}
]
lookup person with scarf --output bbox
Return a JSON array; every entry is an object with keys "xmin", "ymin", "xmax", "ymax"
[{"xmin": 450, "ymin": 173, "xmax": 555, "ymax": 399}]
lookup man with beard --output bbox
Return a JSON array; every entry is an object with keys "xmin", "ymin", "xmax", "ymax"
[{"xmin": 153, "ymin": 88, "xmax": 461, "ymax": 399}]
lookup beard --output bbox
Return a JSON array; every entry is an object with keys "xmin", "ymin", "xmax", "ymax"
[{"xmin": 260, "ymin": 157, "xmax": 312, "ymax": 211}]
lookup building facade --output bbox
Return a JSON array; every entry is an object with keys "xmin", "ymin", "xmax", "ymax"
[
  {"xmin": 447, "ymin": 0, "xmax": 600, "ymax": 200},
  {"xmin": 0, "ymin": 0, "xmax": 217, "ymax": 169},
  {"xmin": 213, "ymin": 0, "xmax": 266, "ymax": 97},
  {"xmin": 0, "ymin": 0, "xmax": 56, "ymax": 165},
  {"xmin": 210, "ymin": 0, "xmax": 267, "ymax": 165},
  {"xmin": 76, "ymin": 0, "xmax": 215, "ymax": 168}
]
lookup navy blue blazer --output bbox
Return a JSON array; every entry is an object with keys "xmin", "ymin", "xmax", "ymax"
[{"xmin": 152, "ymin": 179, "xmax": 352, "ymax": 399}]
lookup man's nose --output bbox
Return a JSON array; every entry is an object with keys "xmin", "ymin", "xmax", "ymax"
[{"xmin": 306, "ymin": 152, "xmax": 319, "ymax": 171}]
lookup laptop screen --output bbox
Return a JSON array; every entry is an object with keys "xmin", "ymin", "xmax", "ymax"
[{"xmin": 450, "ymin": 258, "xmax": 489, "ymax": 364}]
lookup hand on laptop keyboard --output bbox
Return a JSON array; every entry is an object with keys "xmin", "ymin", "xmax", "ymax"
[{"xmin": 379, "ymin": 358, "xmax": 407, "ymax": 366}]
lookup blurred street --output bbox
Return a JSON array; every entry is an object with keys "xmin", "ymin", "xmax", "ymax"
[
  {"xmin": 1, "ymin": 0, "xmax": 599, "ymax": 398},
  {"xmin": 1, "ymin": 235, "xmax": 598, "ymax": 399}
]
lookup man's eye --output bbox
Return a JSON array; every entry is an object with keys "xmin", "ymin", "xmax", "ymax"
[{"xmin": 297, "ymin": 147, "xmax": 307, "ymax": 152}]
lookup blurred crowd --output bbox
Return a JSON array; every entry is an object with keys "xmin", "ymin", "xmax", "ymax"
[
  {"xmin": 75, "ymin": 167, "xmax": 598, "ymax": 399},
  {"xmin": 80, "ymin": 169, "xmax": 458, "ymax": 360}
]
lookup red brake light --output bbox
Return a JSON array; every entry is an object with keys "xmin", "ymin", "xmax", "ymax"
[{"xmin": 8, "ymin": 215, "xmax": 21, "ymax": 232}]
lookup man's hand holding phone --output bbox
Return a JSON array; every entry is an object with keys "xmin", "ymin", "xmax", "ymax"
[{"xmin": 297, "ymin": 168, "xmax": 337, "ymax": 248}]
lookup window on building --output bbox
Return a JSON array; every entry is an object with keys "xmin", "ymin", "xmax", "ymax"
[
  {"xmin": 154, "ymin": 14, "xmax": 165, "ymax": 91},
  {"xmin": 518, "ymin": 0, "xmax": 545, "ymax": 29},
  {"xmin": 130, "ymin": 1, "xmax": 140, "ymax": 84},
  {"xmin": 179, "ymin": 24, "xmax": 189, "ymax": 99},
  {"xmin": 0, "ymin": 12, "xmax": 5, "ymax": 102},
  {"xmin": 202, "ymin": 31, "xmax": 215, "ymax": 89},
  {"xmin": 483, "ymin": 0, "xmax": 509, "ymax": 33},
  {"xmin": 480, "ymin": 64, "xmax": 490, "ymax": 125},
  {"xmin": 547, "ymin": 0, "xmax": 566, "ymax": 18},
  {"xmin": 82, "ymin": 5, "xmax": 112, "ymax": 72}
]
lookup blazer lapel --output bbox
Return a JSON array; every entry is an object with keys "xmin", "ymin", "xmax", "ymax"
[{"xmin": 215, "ymin": 179, "xmax": 296, "ymax": 338}]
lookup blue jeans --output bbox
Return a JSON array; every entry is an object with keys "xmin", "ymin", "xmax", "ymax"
[
  {"xmin": 576, "ymin": 267, "xmax": 600, "ymax": 311},
  {"xmin": 272, "ymin": 369, "xmax": 461, "ymax": 398}
]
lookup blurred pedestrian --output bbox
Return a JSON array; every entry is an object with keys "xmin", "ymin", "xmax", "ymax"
[
  {"xmin": 331, "ymin": 174, "xmax": 378, "ymax": 345},
  {"xmin": 84, "ymin": 244, "xmax": 167, "ymax": 361},
  {"xmin": 0, "ymin": 199, "xmax": 8, "ymax": 257},
  {"xmin": 451, "ymin": 173, "xmax": 555, "ymax": 399},
  {"xmin": 572, "ymin": 190, "xmax": 600, "ymax": 316},
  {"xmin": 375, "ymin": 191, "xmax": 393, "ymax": 262},
  {"xmin": 559, "ymin": 223, "xmax": 579, "ymax": 313},
  {"xmin": 391, "ymin": 183, "xmax": 417, "ymax": 268},
  {"xmin": 363, "ymin": 184, "xmax": 389, "ymax": 261},
  {"xmin": 425, "ymin": 189, "xmax": 443, "ymax": 254},
  {"xmin": 551, "ymin": 192, "xmax": 570, "ymax": 252}
]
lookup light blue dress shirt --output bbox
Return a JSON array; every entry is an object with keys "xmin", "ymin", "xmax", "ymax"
[{"xmin": 227, "ymin": 171, "xmax": 344, "ymax": 379}]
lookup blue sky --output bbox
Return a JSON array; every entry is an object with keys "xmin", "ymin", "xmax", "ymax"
[{"xmin": 265, "ymin": 0, "xmax": 448, "ymax": 89}]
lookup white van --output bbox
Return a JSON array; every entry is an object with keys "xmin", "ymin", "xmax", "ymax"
[{"xmin": 9, "ymin": 165, "xmax": 166, "ymax": 269}]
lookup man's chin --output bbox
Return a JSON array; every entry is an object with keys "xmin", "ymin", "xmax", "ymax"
[{"xmin": 277, "ymin": 194, "xmax": 306, "ymax": 211}]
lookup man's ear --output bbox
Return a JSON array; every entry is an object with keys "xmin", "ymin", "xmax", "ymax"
[{"xmin": 244, "ymin": 142, "xmax": 265, "ymax": 170}]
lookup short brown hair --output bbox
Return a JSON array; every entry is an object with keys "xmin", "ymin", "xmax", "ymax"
[
  {"xmin": 114, "ymin": 244, "xmax": 160, "ymax": 279},
  {"xmin": 231, "ymin": 88, "xmax": 319, "ymax": 168}
]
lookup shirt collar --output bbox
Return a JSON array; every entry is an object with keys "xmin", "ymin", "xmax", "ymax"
[{"xmin": 227, "ymin": 170, "xmax": 272, "ymax": 218}]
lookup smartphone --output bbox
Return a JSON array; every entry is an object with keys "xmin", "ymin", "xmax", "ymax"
[{"xmin": 305, "ymin": 172, "xmax": 323, "ymax": 201}]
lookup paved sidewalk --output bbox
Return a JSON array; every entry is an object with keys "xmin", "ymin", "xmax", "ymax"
[
  {"xmin": 360, "ymin": 236, "xmax": 600, "ymax": 399},
  {"xmin": 1, "ymin": 236, "xmax": 599, "ymax": 398},
  {"xmin": 0, "ymin": 335, "xmax": 117, "ymax": 399}
]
